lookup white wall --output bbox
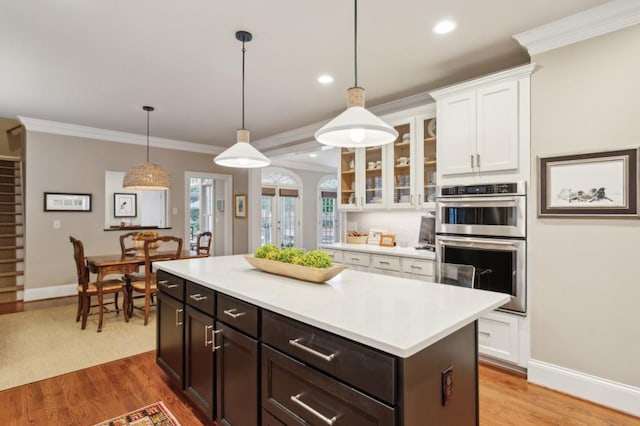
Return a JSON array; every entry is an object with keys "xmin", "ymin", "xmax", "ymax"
[{"xmin": 528, "ymin": 23, "xmax": 640, "ymax": 411}]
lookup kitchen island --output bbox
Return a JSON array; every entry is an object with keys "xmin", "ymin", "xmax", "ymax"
[{"xmin": 154, "ymin": 254, "xmax": 509, "ymax": 425}]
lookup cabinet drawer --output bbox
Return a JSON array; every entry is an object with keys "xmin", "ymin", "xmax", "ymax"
[
  {"xmin": 262, "ymin": 311, "xmax": 395, "ymax": 405},
  {"xmin": 262, "ymin": 345, "xmax": 395, "ymax": 426},
  {"xmin": 370, "ymin": 255, "xmax": 400, "ymax": 272},
  {"xmin": 156, "ymin": 270, "xmax": 185, "ymax": 301},
  {"xmin": 343, "ymin": 251, "xmax": 370, "ymax": 267},
  {"xmin": 322, "ymin": 249, "xmax": 344, "ymax": 263},
  {"xmin": 401, "ymin": 258, "xmax": 434, "ymax": 277},
  {"xmin": 478, "ymin": 312, "xmax": 519, "ymax": 363},
  {"xmin": 217, "ymin": 293, "xmax": 259, "ymax": 338},
  {"xmin": 185, "ymin": 281, "xmax": 215, "ymax": 316}
]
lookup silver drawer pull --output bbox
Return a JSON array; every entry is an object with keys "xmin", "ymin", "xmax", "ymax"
[
  {"xmin": 223, "ymin": 308, "xmax": 246, "ymax": 319},
  {"xmin": 212, "ymin": 328, "xmax": 223, "ymax": 352},
  {"xmin": 205, "ymin": 325, "xmax": 213, "ymax": 347},
  {"xmin": 189, "ymin": 293, "xmax": 207, "ymax": 301},
  {"xmin": 410, "ymin": 265, "xmax": 422, "ymax": 269},
  {"xmin": 289, "ymin": 338, "xmax": 337, "ymax": 362},
  {"xmin": 159, "ymin": 280, "xmax": 178, "ymax": 289},
  {"xmin": 479, "ymin": 330, "xmax": 491, "ymax": 337},
  {"xmin": 378, "ymin": 261, "xmax": 390, "ymax": 265},
  {"xmin": 350, "ymin": 257, "xmax": 360, "ymax": 261},
  {"xmin": 175, "ymin": 308, "xmax": 183, "ymax": 326},
  {"xmin": 290, "ymin": 393, "xmax": 339, "ymax": 425}
]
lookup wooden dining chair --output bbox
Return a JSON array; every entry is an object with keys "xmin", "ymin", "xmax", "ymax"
[
  {"xmin": 69, "ymin": 236, "xmax": 126, "ymax": 330},
  {"xmin": 195, "ymin": 231, "xmax": 212, "ymax": 255},
  {"xmin": 126, "ymin": 236, "xmax": 183, "ymax": 325},
  {"xmin": 119, "ymin": 232, "xmax": 138, "ymax": 256}
]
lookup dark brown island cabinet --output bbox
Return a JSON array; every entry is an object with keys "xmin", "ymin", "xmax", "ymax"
[{"xmin": 156, "ymin": 269, "xmax": 481, "ymax": 426}]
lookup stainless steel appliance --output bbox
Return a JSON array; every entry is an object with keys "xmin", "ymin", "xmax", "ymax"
[{"xmin": 436, "ymin": 182, "xmax": 527, "ymax": 315}]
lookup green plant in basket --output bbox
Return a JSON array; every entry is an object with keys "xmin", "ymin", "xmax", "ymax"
[{"xmin": 254, "ymin": 244, "xmax": 280, "ymax": 260}]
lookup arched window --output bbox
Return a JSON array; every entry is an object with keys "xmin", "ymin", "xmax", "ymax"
[
  {"xmin": 318, "ymin": 176, "xmax": 339, "ymax": 244},
  {"xmin": 261, "ymin": 168, "xmax": 302, "ymax": 248}
]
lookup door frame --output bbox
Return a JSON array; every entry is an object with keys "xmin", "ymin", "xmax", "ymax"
[{"xmin": 184, "ymin": 171, "xmax": 233, "ymax": 256}]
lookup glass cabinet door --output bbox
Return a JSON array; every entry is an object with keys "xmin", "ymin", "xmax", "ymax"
[
  {"xmin": 339, "ymin": 148, "xmax": 358, "ymax": 209},
  {"xmin": 421, "ymin": 117, "xmax": 437, "ymax": 206},
  {"xmin": 363, "ymin": 146, "xmax": 384, "ymax": 208},
  {"xmin": 390, "ymin": 121, "xmax": 413, "ymax": 208}
]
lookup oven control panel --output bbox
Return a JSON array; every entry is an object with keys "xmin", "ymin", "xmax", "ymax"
[{"xmin": 439, "ymin": 182, "xmax": 524, "ymax": 197}]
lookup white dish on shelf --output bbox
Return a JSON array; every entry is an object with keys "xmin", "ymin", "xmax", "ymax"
[{"xmin": 427, "ymin": 119, "xmax": 436, "ymax": 137}]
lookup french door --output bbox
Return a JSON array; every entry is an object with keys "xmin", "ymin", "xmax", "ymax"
[{"xmin": 261, "ymin": 188, "xmax": 299, "ymax": 248}]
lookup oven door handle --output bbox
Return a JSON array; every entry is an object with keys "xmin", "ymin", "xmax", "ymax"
[
  {"xmin": 439, "ymin": 237, "xmax": 520, "ymax": 248},
  {"xmin": 437, "ymin": 197, "xmax": 521, "ymax": 208}
]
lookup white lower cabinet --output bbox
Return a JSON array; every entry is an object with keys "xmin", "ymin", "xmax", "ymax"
[
  {"xmin": 478, "ymin": 311, "xmax": 519, "ymax": 364},
  {"xmin": 401, "ymin": 258, "xmax": 434, "ymax": 279}
]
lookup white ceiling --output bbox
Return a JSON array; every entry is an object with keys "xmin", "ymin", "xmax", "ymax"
[{"xmin": 0, "ymin": 0, "xmax": 608, "ymax": 166}]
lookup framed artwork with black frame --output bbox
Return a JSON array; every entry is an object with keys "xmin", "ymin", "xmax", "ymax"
[
  {"xmin": 538, "ymin": 148, "xmax": 639, "ymax": 217},
  {"xmin": 44, "ymin": 192, "xmax": 92, "ymax": 212},
  {"xmin": 114, "ymin": 193, "xmax": 137, "ymax": 218}
]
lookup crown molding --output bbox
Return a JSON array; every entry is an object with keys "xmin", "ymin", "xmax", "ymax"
[
  {"xmin": 269, "ymin": 157, "xmax": 335, "ymax": 174},
  {"xmin": 513, "ymin": 0, "xmax": 640, "ymax": 56},
  {"xmin": 18, "ymin": 116, "xmax": 222, "ymax": 155}
]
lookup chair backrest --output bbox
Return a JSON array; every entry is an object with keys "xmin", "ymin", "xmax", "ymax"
[
  {"xmin": 119, "ymin": 232, "xmax": 138, "ymax": 256},
  {"xmin": 142, "ymin": 236, "xmax": 183, "ymax": 285},
  {"xmin": 196, "ymin": 231, "xmax": 212, "ymax": 255},
  {"xmin": 69, "ymin": 236, "xmax": 89, "ymax": 290},
  {"xmin": 436, "ymin": 263, "xmax": 476, "ymax": 288}
]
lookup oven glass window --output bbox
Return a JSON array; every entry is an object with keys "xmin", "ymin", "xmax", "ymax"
[
  {"xmin": 444, "ymin": 206, "xmax": 517, "ymax": 226},
  {"xmin": 444, "ymin": 246, "xmax": 516, "ymax": 296}
]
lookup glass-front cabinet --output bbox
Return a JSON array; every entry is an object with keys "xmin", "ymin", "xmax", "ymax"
[{"xmin": 337, "ymin": 107, "xmax": 436, "ymax": 211}]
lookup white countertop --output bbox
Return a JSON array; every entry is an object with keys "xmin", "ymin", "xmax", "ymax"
[
  {"xmin": 319, "ymin": 243, "xmax": 436, "ymax": 260},
  {"xmin": 155, "ymin": 255, "xmax": 509, "ymax": 358}
]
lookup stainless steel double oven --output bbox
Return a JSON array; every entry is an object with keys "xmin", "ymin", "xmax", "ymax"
[{"xmin": 436, "ymin": 182, "xmax": 527, "ymax": 315}]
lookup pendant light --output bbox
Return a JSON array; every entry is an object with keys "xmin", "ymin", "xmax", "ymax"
[
  {"xmin": 314, "ymin": 0, "xmax": 398, "ymax": 148},
  {"xmin": 214, "ymin": 31, "xmax": 270, "ymax": 168},
  {"xmin": 122, "ymin": 106, "xmax": 171, "ymax": 190}
]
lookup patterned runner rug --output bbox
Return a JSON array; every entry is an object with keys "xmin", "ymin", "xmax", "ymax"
[{"xmin": 92, "ymin": 401, "xmax": 181, "ymax": 426}]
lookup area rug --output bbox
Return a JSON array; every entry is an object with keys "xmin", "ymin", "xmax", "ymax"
[
  {"xmin": 0, "ymin": 302, "xmax": 155, "ymax": 391},
  {"xmin": 92, "ymin": 401, "xmax": 181, "ymax": 426}
]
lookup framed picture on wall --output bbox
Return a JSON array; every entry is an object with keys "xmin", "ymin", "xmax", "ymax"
[
  {"xmin": 114, "ymin": 193, "xmax": 137, "ymax": 217},
  {"xmin": 44, "ymin": 192, "xmax": 92, "ymax": 212},
  {"xmin": 538, "ymin": 148, "xmax": 639, "ymax": 217},
  {"xmin": 234, "ymin": 193, "xmax": 247, "ymax": 218}
]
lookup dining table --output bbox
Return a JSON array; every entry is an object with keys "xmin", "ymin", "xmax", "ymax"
[{"xmin": 85, "ymin": 249, "xmax": 208, "ymax": 332}]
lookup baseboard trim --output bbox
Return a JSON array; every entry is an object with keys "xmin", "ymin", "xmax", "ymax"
[
  {"xmin": 24, "ymin": 283, "xmax": 76, "ymax": 301},
  {"xmin": 528, "ymin": 359, "xmax": 640, "ymax": 417}
]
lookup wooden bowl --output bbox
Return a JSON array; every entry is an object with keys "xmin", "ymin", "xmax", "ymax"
[{"xmin": 243, "ymin": 254, "xmax": 347, "ymax": 284}]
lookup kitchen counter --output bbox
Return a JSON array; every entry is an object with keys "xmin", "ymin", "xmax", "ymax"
[
  {"xmin": 155, "ymin": 254, "xmax": 508, "ymax": 357},
  {"xmin": 319, "ymin": 242, "xmax": 436, "ymax": 260}
]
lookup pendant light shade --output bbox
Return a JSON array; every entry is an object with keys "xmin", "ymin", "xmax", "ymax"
[
  {"xmin": 123, "ymin": 106, "xmax": 171, "ymax": 190},
  {"xmin": 214, "ymin": 31, "xmax": 270, "ymax": 168},
  {"xmin": 315, "ymin": 0, "xmax": 398, "ymax": 148}
]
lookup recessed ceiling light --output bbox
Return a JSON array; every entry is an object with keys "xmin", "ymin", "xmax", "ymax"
[
  {"xmin": 318, "ymin": 74, "xmax": 334, "ymax": 84},
  {"xmin": 309, "ymin": 153, "xmax": 318, "ymax": 158},
  {"xmin": 433, "ymin": 20, "xmax": 456, "ymax": 35}
]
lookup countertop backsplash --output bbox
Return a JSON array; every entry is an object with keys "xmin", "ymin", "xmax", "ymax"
[{"xmin": 347, "ymin": 211, "xmax": 434, "ymax": 248}]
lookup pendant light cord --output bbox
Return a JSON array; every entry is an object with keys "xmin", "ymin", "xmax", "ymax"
[
  {"xmin": 241, "ymin": 40, "xmax": 246, "ymax": 130},
  {"xmin": 146, "ymin": 108, "xmax": 150, "ymax": 162},
  {"xmin": 354, "ymin": 0, "xmax": 358, "ymax": 87}
]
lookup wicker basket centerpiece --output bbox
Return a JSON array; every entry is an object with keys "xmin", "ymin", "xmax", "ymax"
[
  {"xmin": 132, "ymin": 231, "xmax": 161, "ymax": 251},
  {"xmin": 244, "ymin": 245, "xmax": 347, "ymax": 284}
]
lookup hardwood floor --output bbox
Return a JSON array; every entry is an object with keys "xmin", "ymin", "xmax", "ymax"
[{"xmin": 1, "ymin": 298, "xmax": 638, "ymax": 425}]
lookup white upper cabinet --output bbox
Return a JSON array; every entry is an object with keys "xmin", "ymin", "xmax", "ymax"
[{"xmin": 431, "ymin": 64, "xmax": 534, "ymax": 179}]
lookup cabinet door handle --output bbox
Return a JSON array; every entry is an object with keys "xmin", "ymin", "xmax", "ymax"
[
  {"xmin": 410, "ymin": 194, "xmax": 414, "ymax": 205},
  {"xmin": 175, "ymin": 308, "xmax": 183, "ymax": 326},
  {"xmin": 418, "ymin": 194, "xmax": 423, "ymax": 205},
  {"xmin": 204, "ymin": 325, "xmax": 213, "ymax": 347},
  {"xmin": 159, "ymin": 280, "xmax": 177, "ymax": 289},
  {"xmin": 189, "ymin": 293, "xmax": 207, "ymax": 301},
  {"xmin": 471, "ymin": 154, "xmax": 475, "ymax": 169},
  {"xmin": 476, "ymin": 153, "xmax": 480, "ymax": 168},
  {"xmin": 290, "ymin": 393, "xmax": 339, "ymax": 425},
  {"xmin": 479, "ymin": 330, "xmax": 491, "ymax": 337},
  {"xmin": 212, "ymin": 328, "xmax": 223, "ymax": 352},
  {"xmin": 289, "ymin": 338, "xmax": 337, "ymax": 362},
  {"xmin": 410, "ymin": 265, "xmax": 422, "ymax": 270},
  {"xmin": 379, "ymin": 261, "xmax": 390, "ymax": 265},
  {"xmin": 223, "ymin": 308, "xmax": 246, "ymax": 319}
]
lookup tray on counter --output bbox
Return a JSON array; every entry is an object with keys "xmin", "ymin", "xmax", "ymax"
[{"xmin": 243, "ymin": 254, "xmax": 347, "ymax": 284}]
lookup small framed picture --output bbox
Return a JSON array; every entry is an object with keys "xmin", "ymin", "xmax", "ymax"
[
  {"xmin": 379, "ymin": 234, "xmax": 396, "ymax": 247},
  {"xmin": 114, "ymin": 193, "xmax": 137, "ymax": 218},
  {"xmin": 234, "ymin": 193, "xmax": 247, "ymax": 219},
  {"xmin": 538, "ymin": 148, "xmax": 639, "ymax": 217},
  {"xmin": 44, "ymin": 192, "xmax": 92, "ymax": 212}
]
